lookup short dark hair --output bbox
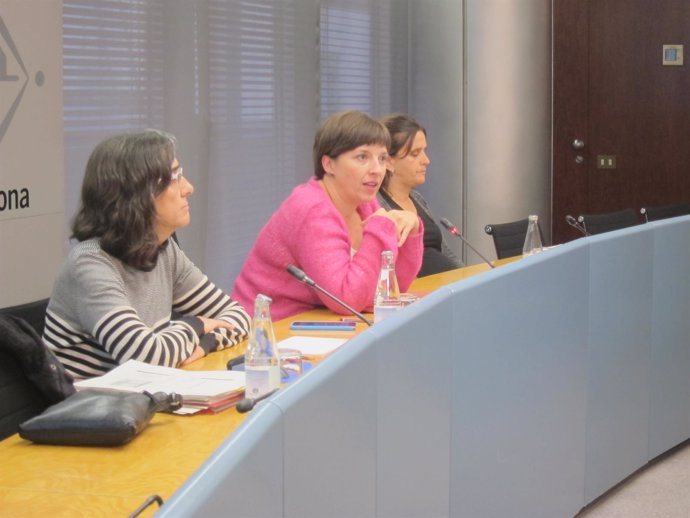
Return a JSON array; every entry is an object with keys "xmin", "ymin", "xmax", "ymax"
[
  {"xmin": 71, "ymin": 129, "xmax": 177, "ymax": 271},
  {"xmin": 313, "ymin": 111, "xmax": 391, "ymax": 179},
  {"xmin": 379, "ymin": 113, "xmax": 427, "ymax": 190}
]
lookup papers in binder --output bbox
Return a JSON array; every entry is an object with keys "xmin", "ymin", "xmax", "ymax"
[{"xmin": 75, "ymin": 360, "xmax": 245, "ymax": 414}]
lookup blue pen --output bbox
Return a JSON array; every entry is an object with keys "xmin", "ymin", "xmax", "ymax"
[{"xmin": 290, "ymin": 321, "xmax": 356, "ymax": 331}]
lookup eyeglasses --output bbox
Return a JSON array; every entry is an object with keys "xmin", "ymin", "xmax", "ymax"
[{"xmin": 170, "ymin": 166, "xmax": 184, "ymax": 183}]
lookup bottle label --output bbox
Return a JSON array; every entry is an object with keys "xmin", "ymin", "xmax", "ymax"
[
  {"xmin": 245, "ymin": 365, "xmax": 280, "ymax": 398},
  {"xmin": 374, "ymin": 300, "xmax": 402, "ymax": 323}
]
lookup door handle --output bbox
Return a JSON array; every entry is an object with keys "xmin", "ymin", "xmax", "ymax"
[{"xmin": 572, "ymin": 139, "xmax": 585, "ymax": 150}]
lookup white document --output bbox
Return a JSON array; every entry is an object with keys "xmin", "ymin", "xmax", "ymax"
[
  {"xmin": 75, "ymin": 359, "xmax": 245, "ymax": 398},
  {"xmin": 278, "ymin": 336, "xmax": 346, "ymax": 357}
]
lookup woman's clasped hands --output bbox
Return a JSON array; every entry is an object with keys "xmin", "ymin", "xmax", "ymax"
[
  {"xmin": 179, "ymin": 317, "xmax": 237, "ymax": 367},
  {"xmin": 369, "ymin": 208, "xmax": 420, "ymax": 247}
]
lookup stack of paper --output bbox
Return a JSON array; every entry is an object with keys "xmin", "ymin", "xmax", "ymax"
[{"xmin": 75, "ymin": 360, "xmax": 246, "ymax": 414}]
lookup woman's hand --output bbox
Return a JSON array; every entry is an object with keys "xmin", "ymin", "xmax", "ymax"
[
  {"xmin": 369, "ymin": 208, "xmax": 420, "ymax": 246},
  {"xmin": 199, "ymin": 317, "xmax": 236, "ymax": 334},
  {"xmin": 179, "ymin": 345, "xmax": 205, "ymax": 367}
]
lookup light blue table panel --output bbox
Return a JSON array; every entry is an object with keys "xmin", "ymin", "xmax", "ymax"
[
  {"xmin": 274, "ymin": 329, "xmax": 379, "ymax": 518},
  {"xmin": 158, "ymin": 219, "xmax": 690, "ymax": 518},
  {"xmin": 585, "ymin": 225, "xmax": 653, "ymax": 502},
  {"xmin": 648, "ymin": 216, "xmax": 690, "ymax": 458},
  {"xmin": 371, "ymin": 286, "xmax": 455, "ymax": 518},
  {"xmin": 449, "ymin": 244, "xmax": 589, "ymax": 518},
  {"xmin": 155, "ymin": 403, "xmax": 284, "ymax": 518}
]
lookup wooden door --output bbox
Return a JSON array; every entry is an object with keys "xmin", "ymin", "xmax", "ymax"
[{"xmin": 553, "ymin": 0, "xmax": 690, "ymax": 243}]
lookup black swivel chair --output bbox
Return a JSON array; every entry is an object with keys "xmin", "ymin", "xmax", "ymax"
[
  {"xmin": 0, "ymin": 299, "xmax": 74, "ymax": 440},
  {"xmin": 639, "ymin": 202, "xmax": 690, "ymax": 223},
  {"xmin": 484, "ymin": 218, "xmax": 545, "ymax": 260},
  {"xmin": 576, "ymin": 208, "xmax": 639, "ymax": 235},
  {"xmin": 0, "ymin": 299, "xmax": 50, "ymax": 336}
]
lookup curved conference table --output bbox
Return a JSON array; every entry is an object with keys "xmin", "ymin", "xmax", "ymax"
[{"xmin": 2, "ymin": 216, "xmax": 690, "ymax": 517}]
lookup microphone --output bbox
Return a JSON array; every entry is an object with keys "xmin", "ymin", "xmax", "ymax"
[
  {"xmin": 565, "ymin": 215, "xmax": 589, "ymax": 236},
  {"xmin": 236, "ymin": 388, "xmax": 279, "ymax": 414},
  {"xmin": 286, "ymin": 265, "xmax": 373, "ymax": 326},
  {"xmin": 286, "ymin": 264, "xmax": 315, "ymax": 286},
  {"xmin": 439, "ymin": 218, "xmax": 495, "ymax": 269}
]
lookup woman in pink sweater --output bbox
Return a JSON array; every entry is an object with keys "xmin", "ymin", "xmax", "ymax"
[{"xmin": 231, "ymin": 111, "xmax": 424, "ymax": 320}]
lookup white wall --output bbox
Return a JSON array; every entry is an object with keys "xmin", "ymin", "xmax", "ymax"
[
  {"xmin": 410, "ymin": 0, "xmax": 552, "ymax": 263},
  {"xmin": 0, "ymin": 1, "xmax": 63, "ymax": 306}
]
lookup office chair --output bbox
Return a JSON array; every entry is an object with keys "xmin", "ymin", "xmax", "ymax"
[
  {"xmin": 0, "ymin": 298, "xmax": 50, "ymax": 336},
  {"xmin": 0, "ymin": 299, "xmax": 74, "ymax": 440},
  {"xmin": 576, "ymin": 208, "xmax": 639, "ymax": 235},
  {"xmin": 639, "ymin": 202, "xmax": 690, "ymax": 223},
  {"xmin": 484, "ymin": 218, "xmax": 545, "ymax": 260}
]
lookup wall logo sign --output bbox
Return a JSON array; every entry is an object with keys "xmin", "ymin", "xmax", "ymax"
[
  {"xmin": 0, "ymin": 14, "xmax": 44, "ymax": 146},
  {"xmin": 0, "ymin": 15, "xmax": 41, "ymax": 213}
]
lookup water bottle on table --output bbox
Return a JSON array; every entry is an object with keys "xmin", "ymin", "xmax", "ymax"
[
  {"xmin": 522, "ymin": 214, "xmax": 543, "ymax": 256},
  {"xmin": 244, "ymin": 294, "xmax": 280, "ymax": 399},
  {"xmin": 374, "ymin": 250, "xmax": 401, "ymax": 323}
]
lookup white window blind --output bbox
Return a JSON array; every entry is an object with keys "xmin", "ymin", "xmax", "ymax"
[
  {"xmin": 319, "ymin": 0, "xmax": 407, "ymax": 119},
  {"xmin": 61, "ymin": 0, "xmax": 408, "ymax": 290},
  {"xmin": 203, "ymin": 0, "xmax": 315, "ymax": 289},
  {"xmin": 62, "ymin": 0, "xmax": 166, "ymax": 239}
]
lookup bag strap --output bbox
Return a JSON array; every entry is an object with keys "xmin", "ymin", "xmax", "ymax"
[{"xmin": 143, "ymin": 391, "xmax": 183, "ymax": 413}]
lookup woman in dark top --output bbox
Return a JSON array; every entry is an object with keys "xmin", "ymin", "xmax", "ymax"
[{"xmin": 377, "ymin": 113, "xmax": 463, "ymax": 276}]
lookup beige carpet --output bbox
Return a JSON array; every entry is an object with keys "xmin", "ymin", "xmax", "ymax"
[{"xmin": 576, "ymin": 440, "xmax": 690, "ymax": 517}]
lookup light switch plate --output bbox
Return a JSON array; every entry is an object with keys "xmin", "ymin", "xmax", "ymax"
[{"xmin": 663, "ymin": 44, "xmax": 683, "ymax": 66}]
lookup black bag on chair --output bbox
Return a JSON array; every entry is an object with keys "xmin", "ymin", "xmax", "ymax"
[{"xmin": 19, "ymin": 389, "xmax": 182, "ymax": 446}]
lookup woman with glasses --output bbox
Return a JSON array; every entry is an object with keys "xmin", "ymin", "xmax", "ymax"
[
  {"xmin": 232, "ymin": 111, "xmax": 423, "ymax": 320},
  {"xmin": 44, "ymin": 129, "xmax": 250, "ymax": 380},
  {"xmin": 377, "ymin": 113, "xmax": 463, "ymax": 276}
]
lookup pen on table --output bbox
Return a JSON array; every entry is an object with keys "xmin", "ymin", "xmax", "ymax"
[{"xmin": 339, "ymin": 318, "xmax": 361, "ymax": 324}]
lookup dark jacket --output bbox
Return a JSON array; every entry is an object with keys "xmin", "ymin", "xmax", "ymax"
[{"xmin": 0, "ymin": 315, "xmax": 75, "ymax": 404}]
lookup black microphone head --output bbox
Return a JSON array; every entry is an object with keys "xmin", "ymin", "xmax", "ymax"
[
  {"xmin": 236, "ymin": 398, "xmax": 255, "ymax": 413},
  {"xmin": 565, "ymin": 214, "xmax": 588, "ymax": 236},
  {"xmin": 287, "ymin": 264, "xmax": 316, "ymax": 286},
  {"xmin": 439, "ymin": 217, "xmax": 456, "ymax": 231},
  {"xmin": 287, "ymin": 264, "xmax": 306, "ymax": 281}
]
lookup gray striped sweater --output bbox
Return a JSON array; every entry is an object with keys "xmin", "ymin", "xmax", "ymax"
[{"xmin": 43, "ymin": 238, "xmax": 250, "ymax": 380}]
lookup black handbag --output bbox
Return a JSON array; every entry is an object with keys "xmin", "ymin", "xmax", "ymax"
[{"xmin": 18, "ymin": 389, "xmax": 181, "ymax": 446}]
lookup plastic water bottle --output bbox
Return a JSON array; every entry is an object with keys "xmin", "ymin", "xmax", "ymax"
[
  {"xmin": 374, "ymin": 250, "xmax": 401, "ymax": 323},
  {"xmin": 244, "ymin": 294, "xmax": 280, "ymax": 399},
  {"xmin": 522, "ymin": 214, "xmax": 543, "ymax": 256}
]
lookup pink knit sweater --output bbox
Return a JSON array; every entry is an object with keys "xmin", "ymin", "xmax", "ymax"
[{"xmin": 231, "ymin": 177, "xmax": 423, "ymax": 320}]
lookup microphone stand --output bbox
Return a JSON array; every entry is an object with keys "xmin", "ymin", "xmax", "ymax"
[
  {"xmin": 286, "ymin": 265, "xmax": 373, "ymax": 326},
  {"xmin": 440, "ymin": 218, "xmax": 495, "ymax": 269},
  {"xmin": 309, "ymin": 283, "xmax": 373, "ymax": 326},
  {"xmin": 565, "ymin": 215, "xmax": 589, "ymax": 236}
]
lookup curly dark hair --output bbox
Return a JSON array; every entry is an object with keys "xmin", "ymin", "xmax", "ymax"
[
  {"xmin": 71, "ymin": 129, "xmax": 177, "ymax": 271},
  {"xmin": 313, "ymin": 111, "xmax": 390, "ymax": 179},
  {"xmin": 379, "ymin": 113, "xmax": 427, "ymax": 190}
]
